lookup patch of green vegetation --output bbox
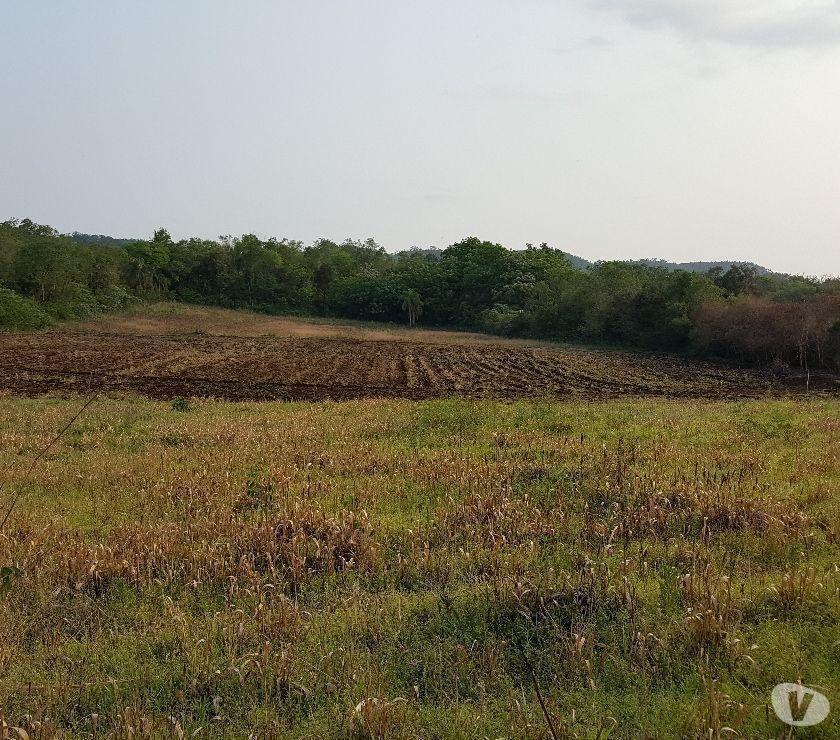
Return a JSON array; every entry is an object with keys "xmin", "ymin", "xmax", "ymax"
[
  {"xmin": 0, "ymin": 396, "xmax": 837, "ymax": 737},
  {"xmin": 0, "ymin": 286, "xmax": 54, "ymax": 330}
]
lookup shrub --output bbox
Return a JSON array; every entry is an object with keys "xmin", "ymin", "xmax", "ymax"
[
  {"xmin": 44, "ymin": 282, "xmax": 101, "ymax": 320},
  {"xmin": 480, "ymin": 305, "xmax": 526, "ymax": 337},
  {"xmin": 171, "ymin": 396, "xmax": 191, "ymax": 412},
  {"xmin": 0, "ymin": 287, "xmax": 53, "ymax": 330}
]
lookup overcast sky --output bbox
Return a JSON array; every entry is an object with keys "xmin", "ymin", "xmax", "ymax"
[{"xmin": 2, "ymin": 1, "xmax": 839, "ymax": 275}]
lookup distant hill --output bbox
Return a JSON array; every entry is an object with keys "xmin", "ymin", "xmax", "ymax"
[
  {"xmin": 402, "ymin": 246, "xmax": 444, "ymax": 260},
  {"xmin": 560, "ymin": 252, "xmax": 594, "ymax": 271},
  {"xmin": 558, "ymin": 253, "xmax": 773, "ymax": 275},
  {"xmin": 68, "ymin": 232, "xmax": 138, "ymax": 248},
  {"xmin": 629, "ymin": 259, "xmax": 773, "ymax": 275}
]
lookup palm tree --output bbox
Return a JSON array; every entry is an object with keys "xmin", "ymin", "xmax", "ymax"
[{"xmin": 401, "ymin": 289, "xmax": 422, "ymax": 327}]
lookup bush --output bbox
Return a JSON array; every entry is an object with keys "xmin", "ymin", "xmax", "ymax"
[
  {"xmin": 693, "ymin": 294, "xmax": 840, "ymax": 370},
  {"xmin": 480, "ymin": 305, "xmax": 526, "ymax": 337},
  {"xmin": 95, "ymin": 285, "xmax": 135, "ymax": 313},
  {"xmin": 0, "ymin": 287, "xmax": 54, "ymax": 330},
  {"xmin": 171, "ymin": 396, "xmax": 192, "ymax": 412},
  {"xmin": 44, "ymin": 282, "xmax": 101, "ymax": 320}
]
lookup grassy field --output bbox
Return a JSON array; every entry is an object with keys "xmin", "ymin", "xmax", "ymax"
[{"xmin": 0, "ymin": 393, "xmax": 837, "ymax": 738}]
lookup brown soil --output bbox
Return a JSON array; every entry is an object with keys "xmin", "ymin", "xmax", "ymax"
[{"xmin": 1, "ymin": 329, "xmax": 834, "ymax": 402}]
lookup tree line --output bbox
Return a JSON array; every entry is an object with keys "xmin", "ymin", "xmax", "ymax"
[{"xmin": 1, "ymin": 218, "xmax": 838, "ymax": 371}]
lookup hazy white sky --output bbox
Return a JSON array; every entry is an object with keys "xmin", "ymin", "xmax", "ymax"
[{"xmin": 2, "ymin": 1, "xmax": 839, "ymax": 275}]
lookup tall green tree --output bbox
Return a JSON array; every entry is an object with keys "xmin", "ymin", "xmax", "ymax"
[{"xmin": 401, "ymin": 289, "xmax": 422, "ymax": 326}]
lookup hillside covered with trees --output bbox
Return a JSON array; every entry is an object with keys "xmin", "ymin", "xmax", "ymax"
[{"xmin": 1, "ymin": 218, "xmax": 838, "ymax": 372}]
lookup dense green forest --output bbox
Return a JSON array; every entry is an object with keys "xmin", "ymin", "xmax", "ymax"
[{"xmin": 2, "ymin": 218, "xmax": 839, "ymax": 370}]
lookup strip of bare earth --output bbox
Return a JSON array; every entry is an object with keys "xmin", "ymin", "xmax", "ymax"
[{"xmin": 0, "ymin": 330, "xmax": 836, "ymax": 401}]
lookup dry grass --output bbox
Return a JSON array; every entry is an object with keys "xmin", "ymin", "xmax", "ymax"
[
  {"xmin": 69, "ymin": 302, "xmax": 545, "ymax": 346},
  {"xmin": 0, "ymin": 395, "xmax": 836, "ymax": 737}
]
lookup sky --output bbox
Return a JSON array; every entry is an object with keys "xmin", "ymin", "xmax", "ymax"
[{"xmin": 2, "ymin": 1, "xmax": 839, "ymax": 276}]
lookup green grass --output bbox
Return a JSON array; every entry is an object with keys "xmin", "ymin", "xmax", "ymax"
[{"xmin": 0, "ymin": 396, "xmax": 837, "ymax": 738}]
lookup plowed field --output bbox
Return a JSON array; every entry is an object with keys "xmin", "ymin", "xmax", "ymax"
[{"xmin": 0, "ymin": 329, "xmax": 833, "ymax": 401}]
